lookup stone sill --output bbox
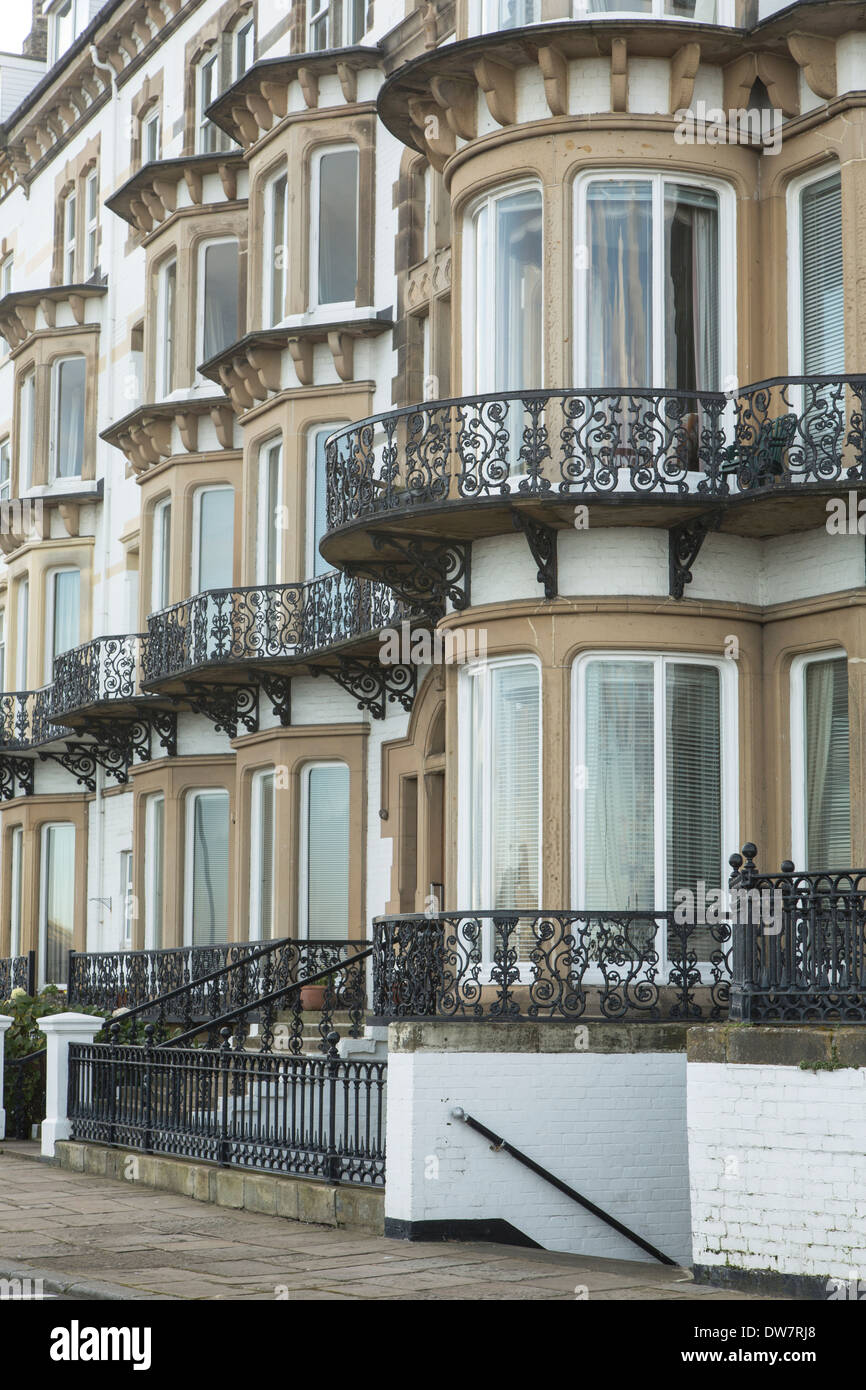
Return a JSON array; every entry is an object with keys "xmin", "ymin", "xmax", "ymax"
[
  {"xmin": 54, "ymin": 1141, "xmax": 384, "ymax": 1235},
  {"xmin": 687, "ymin": 1023, "xmax": 866, "ymax": 1068}
]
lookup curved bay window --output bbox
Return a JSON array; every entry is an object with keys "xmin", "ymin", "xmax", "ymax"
[{"xmin": 576, "ymin": 174, "xmax": 728, "ymax": 391}]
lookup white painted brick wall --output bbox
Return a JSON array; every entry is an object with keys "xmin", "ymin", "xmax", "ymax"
[
  {"xmin": 386, "ymin": 1050, "xmax": 691, "ymax": 1264},
  {"xmin": 688, "ymin": 1061, "xmax": 866, "ymax": 1282}
]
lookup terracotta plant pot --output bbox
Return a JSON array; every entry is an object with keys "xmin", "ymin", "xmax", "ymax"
[{"xmin": 299, "ymin": 984, "xmax": 326, "ymax": 1011}]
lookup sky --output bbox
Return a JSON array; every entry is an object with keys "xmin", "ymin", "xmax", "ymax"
[{"xmin": 3, "ymin": 3, "xmax": 34, "ymax": 57}]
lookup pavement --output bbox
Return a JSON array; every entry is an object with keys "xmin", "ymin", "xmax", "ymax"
[{"xmin": 0, "ymin": 1144, "xmax": 774, "ymax": 1301}]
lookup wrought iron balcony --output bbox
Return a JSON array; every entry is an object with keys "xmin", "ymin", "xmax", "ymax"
[
  {"xmin": 371, "ymin": 910, "xmax": 733, "ymax": 1024},
  {"xmin": 143, "ymin": 569, "xmax": 406, "ymax": 686},
  {"xmin": 0, "ymin": 686, "xmax": 71, "ymax": 750},
  {"xmin": 49, "ymin": 633, "xmax": 150, "ymax": 721},
  {"xmin": 323, "ymin": 376, "xmax": 866, "ymax": 563}
]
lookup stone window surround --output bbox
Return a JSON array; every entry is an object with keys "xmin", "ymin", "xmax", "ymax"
[
  {"xmin": 12, "ymin": 326, "xmax": 100, "ymax": 493},
  {"xmin": 239, "ymin": 383, "xmax": 374, "ymax": 588},
  {"xmin": 52, "ymin": 135, "xmax": 101, "ymax": 287},
  {"xmin": 130, "ymin": 757, "xmax": 236, "ymax": 953},
  {"xmin": 183, "ymin": 0, "xmax": 257, "ymax": 157},
  {"xmin": 2, "ymin": 538, "xmax": 94, "ymax": 691},
  {"xmin": 233, "ymin": 724, "xmax": 369, "ymax": 944},
  {"xmin": 0, "ymin": 797, "xmax": 89, "ymax": 960},
  {"xmin": 138, "ymin": 453, "xmax": 243, "ymax": 624},
  {"xmin": 144, "ymin": 207, "xmax": 249, "ymax": 399},
  {"xmin": 247, "ymin": 110, "xmax": 377, "ymax": 324},
  {"xmin": 130, "ymin": 70, "xmax": 165, "ymax": 172}
]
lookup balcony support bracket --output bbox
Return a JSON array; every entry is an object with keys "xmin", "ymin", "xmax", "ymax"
[
  {"xmin": 149, "ymin": 710, "xmax": 178, "ymax": 758},
  {"xmin": 75, "ymin": 717, "xmax": 153, "ymax": 786},
  {"xmin": 511, "ymin": 511, "xmax": 558, "ymax": 599},
  {"xmin": 669, "ymin": 514, "xmax": 721, "ymax": 599},
  {"xmin": 0, "ymin": 755, "xmax": 35, "ymax": 801},
  {"xmin": 38, "ymin": 743, "xmax": 99, "ymax": 794},
  {"xmin": 311, "ymin": 658, "xmax": 416, "ymax": 721},
  {"xmin": 257, "ymin": 672, "xmax": 292, "ymax": 728},
  {"xmin": 180, "ymin": 682, "xmax": 259, "ymax": 740},
  {"xmin": 355, "ymin": 533, "xmax": 470, "ymax": 619}
]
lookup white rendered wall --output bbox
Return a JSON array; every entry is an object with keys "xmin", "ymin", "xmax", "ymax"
[
  {"xmin": 689, "ymin": 1061, "xmax": 866, "ymax": 1283},
  {"xmin": 386, "ymin": 1049, "xmax": 691, "ymax": 1264}
]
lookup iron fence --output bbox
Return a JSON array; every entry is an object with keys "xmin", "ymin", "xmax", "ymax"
[
  {"xmin": 729, "ymin": 844, "xmax": 866, "ymax": 1021},
  {"xmin": 0, "ymin": 951, "xmax": 35, "ymax": 999},
  {"xmin": 68, "ymin": 1030, "xmax": 386, "ymax": 1186},
  {"xmin": 371, "ymin": 910, "xmax": 732, "ymax": 1023},
  {"xmin": 2, "ymin": 1047, "xmax": 46, "ymax": 1140}
]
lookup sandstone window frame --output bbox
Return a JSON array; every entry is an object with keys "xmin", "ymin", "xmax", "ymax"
[
  {"xmin": 48, "ymin": 353, "xmax": 87, "ymax": 482},
  {"xmin": 13, "ymin": 333, "xmax": 98, "ymax": 491},
  {"xmin": 263, "ymin": 164, "xmax": 289, "ymax": 328},
  {"xmin": 130, "ymin": 74, "xmax": 165, "ymax": 173},
  {"xmin": 52, "ymin": 139, "xmax": 101, "ymax": 287},
  {"xmin": 196, "ymin": 234, "xmax": 241, "ymax": 372},
  {"xmin": 572, "ymin": 168, "xmax": 736, "ymax": 392}
]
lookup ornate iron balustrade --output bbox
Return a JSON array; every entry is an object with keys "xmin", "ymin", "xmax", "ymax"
[
  {"xmin": 325, "ymin": 376, "xmax": 866, "ymax": 530},
  {"xmin": 68, "ymin": 1031, "xmax": 386, "ymax": 1186},
  {"xmin": 0, "ymin": 687, "xmax": 70, "ymax": 749},
  {"xmin": 371, "ymin": 911, "xmax": 732, "ymax": 1023},
  {"xmin": 49, "ymin": 634, "xmax": 148, "ymax": 718},
  {"xmin": 68, "ymin": 938, "xmax": 369, "ymax": 1026},
  {"xmin": 729, "ymin": 843, "xmax": 866, "ymax": 1022},
  {"xmin": 144, "ymin": 570, "xmax": 407, "ymax": 684},
  {"xmin": 0, "ymin": 951, "xmax": 35, "ymax": 998},
  {"xmin": 2, "ymin": 1047, "xmax": 46, "ymax": 1141}
]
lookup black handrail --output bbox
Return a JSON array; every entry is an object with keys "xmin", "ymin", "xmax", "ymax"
[{"xmin": 451, "ymin": 1107, "xmax": 677, "ymax": 1267}]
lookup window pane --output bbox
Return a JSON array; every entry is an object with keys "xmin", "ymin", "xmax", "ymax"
[
  {"xmin": 196, "ymin": 489, "xmax": 234, "ymax": 590},
  {"xmin": 0, "ymin": 440, "xmax": 10, "ymax": 499},
  {"xmin": 152, "ymin": 502, "xmax": 171, "ymax": 610},
  {"xmin": 54, "ymin": 357, "xmax": 86, "ymax": 477},
  {"xmin": 16, "ymin": 579, "xmax": 28, "ymax": 686},
  {"xmin": 147, "ymin": 795, "xmax": 164, "ymax": 950},
  {"xmin": 305, "ymin": 765, "xmax": 349, "ymax": 939},
  {"xmin": 161, "ymin": 260, "xmax": 176, "ymax": 394},
  {"xmin": 489, "ymin": 664, "xmax": 540, "ymax": 913},
  {"xmin": 318, "ymin": 150, "xmax": 358, "ymax": 305},
  {"xmin": 258, "ymin": 444, "xmax": 280, "ymax": 584},
  {"xmin": 253, "ymin": 772, "xmax": 275, "ymax": 939},
  {"xmin": 801, "ymin": 174, "xmax": 844, "ymax": 375},
  {"xmin": 312, "ymin": 430, "xmax": 331, "ymax": 576},
  {"xmin": 189, "ymin": 792, "xmax": 229, "ymax": 946},
  {"xmin": 666, "ymin": 664, "xmax": 721, "ymax": 962},
  {"xmin": 347, "ymin": 0, "xmax": 366, "ymax": 41},
  {"xmin": 805, "ymin": 658, "xmax": 850, "ymax": 869},
  {"xmin": 488, "ymin": 188, "xmax": 542, "ymax": 393},
  {"xmin": 664, "ymin": 184, "xmax": 719, "ymax": 391},
  {"xmin": 202, "ymin": 241, "xmax": 239, "ymax": 360},
  {"xmin": 269, "ymin": 174, "xmax": 287, "ymax": 325},
  {"xmin": 584, "ymin": 661, "xmax": 655, "ymax": 909},
  {"xmin": 587, "ymin": 180, "xmax": 653, "ymax": 385},
  {"xmin": 10, "ymin": 827, "xmax": 23, "ymax": 957},
  {"xmin": 19, "ymin": 372, "xmax": 35, "ymax": 490},
  {"xmin": 42, "ymin": 824, "xmax": 75, "ymax": 985},
  {"xmin": 52, "ymin": 571, "xmax": 80, "ymax": 663}
]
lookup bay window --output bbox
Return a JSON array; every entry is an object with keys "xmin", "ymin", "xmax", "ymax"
[
  {"xmin": 157, "ymin": 257, "xmax": 176, "ymax": 396},
  {"xmin": 250, "ymin": 769, "xmax": 275, "ymax": 941},
  {"xmin": 145, "ymin": 793, "xmax": 165, "ymax": 950},
  {"xmin": 791, "ymin": 653, "xmax": 850, "ymax": 871},
  {"xmin": 185, "ymin": 790, "xmax": 230, "ymax": 946},
  {"xmin": 45, "ymin": 569, "xmax": 80, "ymax": 679},
  {"xmin": 192, "ymin": 485, "xmax": 234, "ymax": 592},
  {"xmin": 576, "ymin": 174, "xmax": 727, "ymax": 390},
  {"xmin": 311, "ymin": 146, "xmax": 359, "ymax": 309},
  {"xmin": 573, "ymin": 655, "xmax": 735, "ymax": 957},
  {"xmin": 151, "ymin": 497, "xmax": 171, "ymax": 612},
  {"xmin": 460, "ymin": 658, "xmax": 541, "ymax": 925},
  {"xmin": 256, "ymin": 440, "xmax": 282, "ymax": 585},
  {"xmin": 39, "ymin": 823, "xmax": 75, "ymax": 987},
  {"xmin": 198, "ymin": 239, "xmax": 239, "ymax": 365},
  {"xmin": 299, "ymin": 763, "xmax": 350, "ymax": 940},
  {"xmin": 265, "ymin": 170, "xmax": 288, "ymax": 327},
  {"xmin": 49, "ymin": 355, "xmax": 86, "ymax": 480}
]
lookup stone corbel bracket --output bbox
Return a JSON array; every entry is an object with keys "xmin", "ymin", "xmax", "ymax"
[
  {"xmin": 106, "ymin": 152, "xmax": 247, "ymax": 237},
  {"xmin": 0, "ymin": 283, "xmax": 106, "ymax": 355},
  {"xmin": 787, "ymin": 32, "xmax": 837, "ymax": 102},
  {"xmin": 101, "ymin": 397, "xmax": 235, "ymax": 474}
]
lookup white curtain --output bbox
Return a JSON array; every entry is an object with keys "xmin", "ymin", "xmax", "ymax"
[
  {"xmin": 202, "ymin": 241, "xmax": 239, "ymax": 361},
  {"xmin": 587, "ymin": 180, "xmax": 653, "ymax": 387},
  {"xmin": 664, "ymin": 185, "xmax": 719, "ymax": 393}
]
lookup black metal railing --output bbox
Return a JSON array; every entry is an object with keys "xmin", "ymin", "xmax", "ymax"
[
  {"xmin": 49, "ymin": 634, "xmax": 149, "ymax": 718},
  {"xmin": 143, "ymin": 570, "xmax": 407, "ymax": 684},
  {"xmin": 0, "ymin": 951, "xmax": 35, "ymax": 998},
  {"xmin": 325, "ymin": 376, "xmax": 866, "ymax": 530},
  {"xmin": 371, "ymin": 911, "xmax": 732, "ymax": 1023},
  {"xmin": 68, "ymin": 1029, "xmax": 386, "ymax": 1186},
  {"xmin": 68, "ymin": 939, "xmax": 369, "ymax": 1035},
  {"xmin": 729, "ymin": 844, "xmax": 866, "ymax": 1022},
  {"xmin": 0, "ymin": 687, "xmax": 71, "ymax": 749},
  {"xmin": 2, "ymin": 1047, "xmax": 46, "ymax": 1140}
]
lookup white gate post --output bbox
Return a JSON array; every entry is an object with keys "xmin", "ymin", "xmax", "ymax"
[
  {"xmin": 0, "ymin": 1015, "xmax": 13, "ymax": 1140},
  {"xmin": 38, "ymin": 1012, "xmax": 104, "ymax": 1158}
]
